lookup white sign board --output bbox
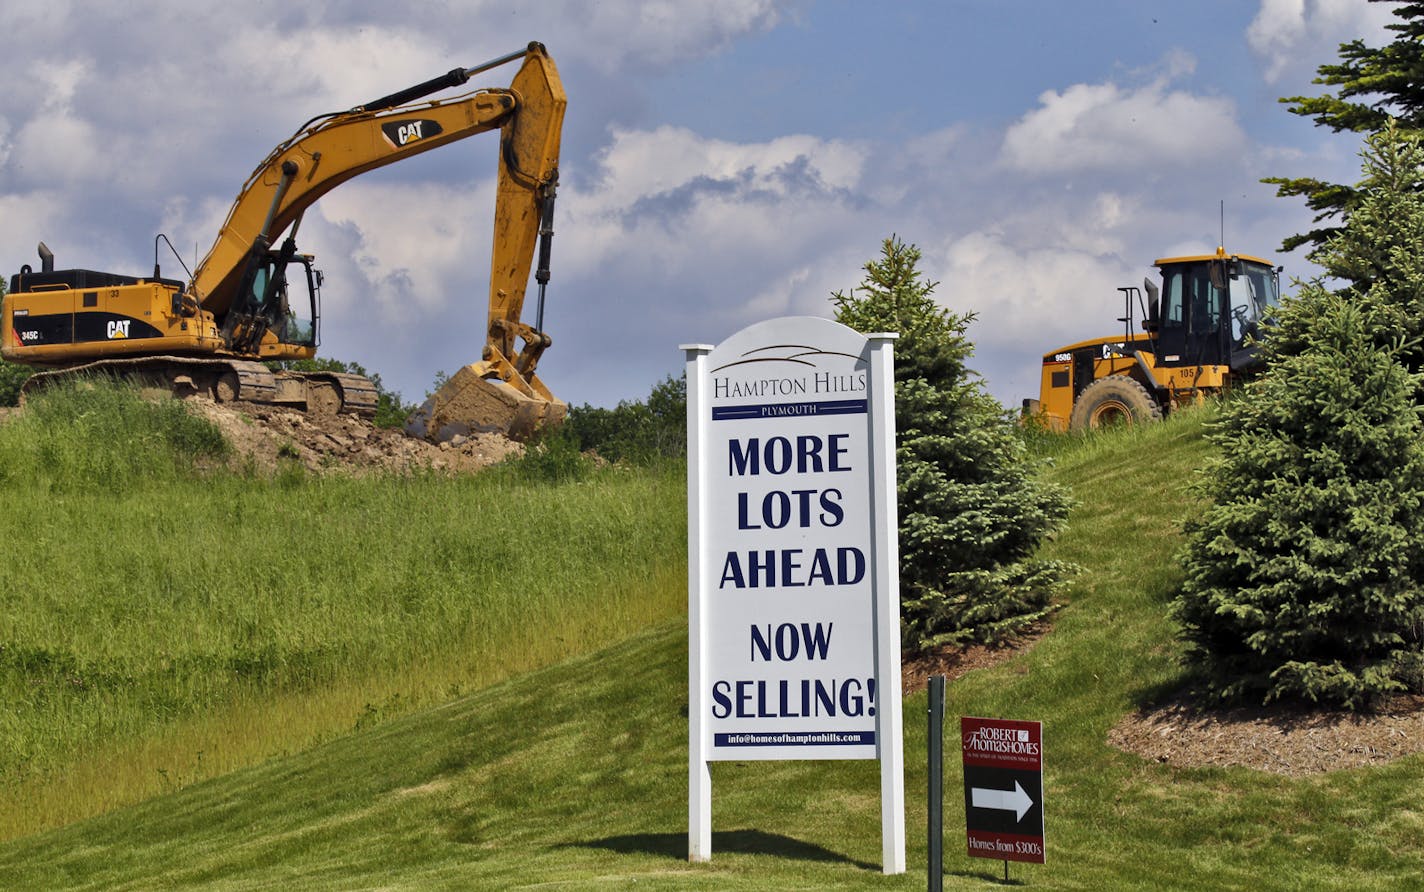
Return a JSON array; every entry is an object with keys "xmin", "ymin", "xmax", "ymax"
[{"xmin": 684, "ymin": 316, "xmax": 904, "ymax": 874}]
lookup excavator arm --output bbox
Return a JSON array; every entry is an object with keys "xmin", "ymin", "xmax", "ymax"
[{"xmin": 192, "ymin": 42, "xmax": 566, "ymax": 434}]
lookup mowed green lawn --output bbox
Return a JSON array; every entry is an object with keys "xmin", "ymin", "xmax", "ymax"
[{"xmin": 1, "ymin": 400, "xmax": 1422, "ymax": 889}]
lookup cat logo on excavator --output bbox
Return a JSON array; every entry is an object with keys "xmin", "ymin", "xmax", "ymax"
[{"xmin": 380, "ymin": 119, "xmax": 444, "ymax": 148}]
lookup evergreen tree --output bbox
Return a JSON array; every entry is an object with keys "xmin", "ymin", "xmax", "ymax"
[
  {"xmin": 832, "ymin": 237, "xmax": 1072, "ymax": 651},
  {"xmin": 1176, "ymin": 128, "xmax": 1424, "ymax": 709},
  {"xmin": 1269, "ymin": 124, "xmax": 1424, "ymax": 382},
  {"xmin": 1266, "ymin": 0, "xmax": 1424, "ymax": 252},
  {"xmin": 1173, "ymin": 298, "xmax": 1424, "ymax": 709}
]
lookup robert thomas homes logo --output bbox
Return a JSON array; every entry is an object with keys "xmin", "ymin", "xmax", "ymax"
[{"xmin": 963, "ymin": 725, "xmax": 1041, "ymax": 761}]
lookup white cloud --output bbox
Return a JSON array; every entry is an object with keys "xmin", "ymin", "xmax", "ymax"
[
  {"xmin": 218, "ymin": 26, "xmax": 456, "ymax": 114},
  {"xmin": 311, "ymin": 176, "xmax": 497, "ymax": 317},
  {"xmin": 931, "ymin": 231, "xmax": 1130, "ymax": 341},
  {"xmin": 10, "ymin": 113, "xmax": 110, "ymax": 185},
  {"xmin": 1001, "ymin": 59, "xmax": 1247, "ymax": 175},
  {"xmin": 6, "ymin": 61, "xmax": 111, "ymax": 186},
  {"xmin": 562, "ymin": 125, "xmax": 869, "ymax": 300},
  {"xmin": 1248, "ymin": 0, "xmax": 1396, "ymax": 85},
  {"xmin": 0, "ymin": 193, "xmax": 63, "ymax": 262},
  {"xmin": 551, "ymin": 0, "xmax": 789, "ymax": 72},
  {"xmin": 581, "ymin": 125, "xmax": 865, "ymax": 209}
]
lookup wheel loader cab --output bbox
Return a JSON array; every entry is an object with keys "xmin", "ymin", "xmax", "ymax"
[
  {"xmin": 1224, "ymin": 258, "xmax": 1279, "ymax": 369},
  {"xmin": 1153, "ymin": 251, "xmax": 1279, "ymax": 374}
]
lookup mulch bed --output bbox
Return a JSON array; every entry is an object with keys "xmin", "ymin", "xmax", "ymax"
[
  {"xmin": 1108, "ymin": 693, "xmax": 1424, "ymax": 776},
  {"xmin": 901, "ymin": 630, "xmax": 1424, "ymax": 776}
]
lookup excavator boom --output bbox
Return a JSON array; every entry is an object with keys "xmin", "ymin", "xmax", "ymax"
[{"xmin": 194, "ymin": 42, "xmax": 565, "ymax": 329}]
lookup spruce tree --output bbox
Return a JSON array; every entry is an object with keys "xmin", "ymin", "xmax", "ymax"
[
  {"xmin": 832, "ymin": 237, "xmax": 1072, "ymax": 651},
  {"xmin": 1266, "ymin": 0, "xmax": 1424, "ymax": 252},
  {"xmin": 1176, "ymin": 127, "xmax": 1424, "ymax": 709},
  {"xmin": 1174, "ymin": 297, "xmax": 1424, "ymax": 709},
  {"xmin": 1269, "ymin": 124, "xmax": 1424, "ymax": 383}
]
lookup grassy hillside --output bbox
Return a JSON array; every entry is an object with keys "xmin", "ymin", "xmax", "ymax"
[
  {"xmin": 2, "ymin": 401, "xmax": 1422, "ymax": 888},
  {"xmin": 0, "ymin": 383, "xmax": 686, "ymax": 839}
]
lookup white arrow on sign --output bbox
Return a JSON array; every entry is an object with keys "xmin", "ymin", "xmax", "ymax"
[{"xmin": 971, "ymin": 780, "xmax": 1034, "ymax": 822}]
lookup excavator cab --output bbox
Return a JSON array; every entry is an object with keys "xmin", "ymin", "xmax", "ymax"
[
  {"xmin": 220, "ymin": 235, "xmax": 322, "ymax": 357},
  {"xmin": 248, "ymin": 253, "xmax": 320, "ymax": 349}
]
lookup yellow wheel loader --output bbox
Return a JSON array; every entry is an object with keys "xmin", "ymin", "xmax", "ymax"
[
  {"xmin": 3, "ymin": 42, "xmax": 567, "ymax": 441},
  {"xmin": 1026, "ymin": 247, "xmax": 1281, "ymax": 432}
]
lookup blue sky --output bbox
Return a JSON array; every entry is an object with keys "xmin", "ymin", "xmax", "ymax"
[{"xmin": 0, "ymin": 1, "xmax": 1396, "ymax": 409}]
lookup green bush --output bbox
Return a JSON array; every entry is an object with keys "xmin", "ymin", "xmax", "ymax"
[
  {"xmin": 507, "ymin": 424, "xmax": 596, "ymax": 484},
  {"xmin": 0, "ymin": 358, "xmax": 31, "ymax": 408},
  {"xmin": 564, "ymin": 374, "xmax": 685, "ymax": 466}
]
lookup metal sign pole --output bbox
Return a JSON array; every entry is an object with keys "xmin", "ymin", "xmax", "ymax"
[{"xmin": 927, "ymin": 675, "xmax": 945, "ymax": 892}]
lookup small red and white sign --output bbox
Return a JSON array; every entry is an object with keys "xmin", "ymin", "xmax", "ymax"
[{"xmin": 961, "ymin": 716, "xmax": 1044, "ymax": 864}]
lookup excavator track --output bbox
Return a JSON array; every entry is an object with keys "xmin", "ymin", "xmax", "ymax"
[{"xmin": 20, "ymin": 356, "xmax": 377, "ymax": 418}]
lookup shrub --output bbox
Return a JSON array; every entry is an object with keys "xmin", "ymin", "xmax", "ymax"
[
  {"xmin": 0, "ymin": 358, "xmax": 31, "ymax": 408},
  {"xmin": 564, "ymin": 374, "xmax": 686, "ymax": 466},
  {"xmin": 507, "ymin": 424, "xmax": 595, "ymax": 483}
]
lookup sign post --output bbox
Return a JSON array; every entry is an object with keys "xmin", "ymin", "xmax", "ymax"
[
  {"xmin": 960, "ymin": 716, "xmax": 1045, "ymax": 867},
  {"xmin": 685, "ymin": 316, "xmax": 904, "ymax": 874}
]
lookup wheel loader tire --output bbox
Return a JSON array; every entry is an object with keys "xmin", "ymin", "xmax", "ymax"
[{"xmin": 1068, "ymin": 375, "xmax": 1163, "ymax": 432}]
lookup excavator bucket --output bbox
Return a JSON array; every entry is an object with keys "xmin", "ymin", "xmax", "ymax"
[{"xmin": 404, "ymin": 364, "xmax": 567, "ymax": 443}]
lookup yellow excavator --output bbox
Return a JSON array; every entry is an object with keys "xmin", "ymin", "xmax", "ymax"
[
  {"xmin": 2, "ymin": 41, "xmax": 566, "ymax": 441},
  {"xmin": 1026, "ymin": 247, "xmax": 1281, "ymax": 432}
]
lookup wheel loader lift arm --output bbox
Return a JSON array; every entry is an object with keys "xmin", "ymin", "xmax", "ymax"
[{"xmin": 190, "ymin": 41, "xmax": 567, "ymax": 390}]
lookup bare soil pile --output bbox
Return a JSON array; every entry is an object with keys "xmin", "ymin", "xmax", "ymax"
[{"xmin": 188, "ymin": 399, "xmax": 523, "ymax": 475}]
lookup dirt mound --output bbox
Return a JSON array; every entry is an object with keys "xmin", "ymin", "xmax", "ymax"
[{"xmin": 188, "ymin": 399, "xmax": 523, "ymax": 475}]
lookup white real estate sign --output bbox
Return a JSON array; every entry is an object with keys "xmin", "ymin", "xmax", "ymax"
[{"xmin": 684, "ymin": 316, "xmax": 905, "ymax": 874}]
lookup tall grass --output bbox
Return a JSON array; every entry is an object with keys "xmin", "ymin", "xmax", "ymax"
[
  {"xmin": 0, "ymin": 383, "xmax": 686, "ymax": 837},
  {"xmin": 0, "ymin": 379, "xmax": 229, "ymax": 489}
]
